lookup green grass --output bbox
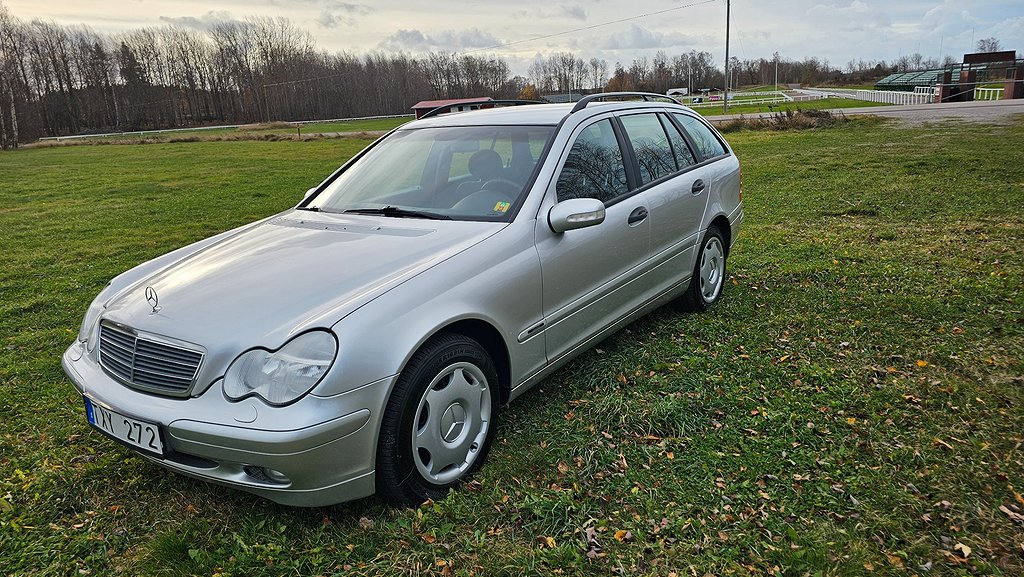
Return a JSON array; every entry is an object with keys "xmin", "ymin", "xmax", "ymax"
[
  {"xmin": 1, "ymin": 117, "xmax": 1023, "ymax": 576},
  {"xmin": 696, "ymin": 97, "xmax": 891, "ymax": 117},
  {"xmin": 59, "ymin": 116, "xmax": 411, "ymax": 142}
]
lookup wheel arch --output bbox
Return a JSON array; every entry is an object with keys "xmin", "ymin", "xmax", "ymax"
[
  {"xmin": 432, "ymin": 319, "xmax": 512, "ymax": 407},
  {"xmin": 709, "ymin": 214, "xmax": 732, "ymax": 256}
]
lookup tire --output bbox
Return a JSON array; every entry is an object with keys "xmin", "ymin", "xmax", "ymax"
[
  {"xmin": 681, "ymin": 226, "xmax": 727, "ymax": 312},
  {"xmin": 376, "ymin": 333, "xmax": 499, "ymax": 505}
]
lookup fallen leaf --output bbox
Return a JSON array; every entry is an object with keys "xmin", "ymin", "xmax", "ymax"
[
  {"xmin": 885, "ymin": 553, "xmax": 904, "ymax": 567},
  {"xmin": 536, "ymin": 535, "xmax": 556, "ymax": 548},
  {"xmin": 359, "ymin": 516, "xmax": 373, "ymax": 530},
  {"xmin": 999, "ymin": 505, "xmax": 1024, "ymax": 524},
  {"xmin": 954, "ymin": 543, "xmax": 971, "ymax": 558},
  {"xmin": 614, "ymin": 530, "xmax": 633, "ymax": 542},
  {"xmin": 916, "ymin": 360, "xmax": 929, "ymax": 367},
  {"xmin": 421, "ymin": 532, "xmax": 436, "ymax": 544},
  {"xmin": 863, "ymin": 562, "xmax": 875, "ymax": 571},
  {"xmin": 584, "ymin": 526, "xmax": 602, "ymax": 558}
]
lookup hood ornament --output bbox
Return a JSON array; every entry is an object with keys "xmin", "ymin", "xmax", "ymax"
[{"xmin": 144, "ymin": 286, "xmax": 161, "ymax": 314}]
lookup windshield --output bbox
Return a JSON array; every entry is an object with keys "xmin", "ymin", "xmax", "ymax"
[{"xmin": 307, "ymin": 125, "xmax": 555, "ymax": 221}]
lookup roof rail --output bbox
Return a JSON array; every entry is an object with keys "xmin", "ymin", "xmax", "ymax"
[
  {"xmin": 570, "ymin": 92, "xmax": 682, "ymax": 114},
  {"xmin": 418, "ymin": 99, "xmax": 546, "ymax": 120}
]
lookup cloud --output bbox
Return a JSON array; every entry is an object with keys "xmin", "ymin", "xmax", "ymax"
[
  {"xmin": 806, "ymin": 1, "xmax": 892, "ymax": 33},
  {"xmin": 561, "ymin": 5, "xmax": 588, "ymax": 21},
  {"xmin": 315, "ymin": 2, "xmax": 373, "ymax": 29},
  {"xmin": 598, "ymin": 24, "xmax": 697, "ymax": 50},
  {"xmin": 158, "ymin": 11, "xmax": 236, "ymax": 31},
  {"xmin": 378, "ymin": 28, "xmax": 502, "ymax": 52},
  {"xmin": 512, "ymin": 4, "xmax": 588, "ymax": 22}
]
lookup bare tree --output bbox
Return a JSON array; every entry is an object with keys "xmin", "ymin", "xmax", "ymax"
[{"xmin": 976, "ymin": 37, "xmax": 1001, "ymax": 53}]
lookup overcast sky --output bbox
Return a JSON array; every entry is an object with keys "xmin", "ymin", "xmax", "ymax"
[{"xmin": 4, "ymin": 0, "xmax": 1022, "ymax": 73}]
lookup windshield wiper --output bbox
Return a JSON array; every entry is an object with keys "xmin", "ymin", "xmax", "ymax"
[
  {"xmin": 295, "ymin": 205, "xmax": 320, "ymax": 212},
  {"xmin": 343, "ymin": 205, "xmax": 451, "ymax": 220}
]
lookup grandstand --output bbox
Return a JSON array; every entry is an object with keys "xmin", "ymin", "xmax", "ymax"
[{"xmin": 874, "ymin": 69, "xmax": 960, "ymax": 92}]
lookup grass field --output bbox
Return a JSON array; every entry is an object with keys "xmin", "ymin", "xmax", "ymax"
[
  {"xmin": 695, "ymin": 97, "xmax": 891, "ymax": 117},
  {"xmin": 38, "ymin": 98, "xmax": 889, "ymax": 144},
  {"xmin": 46, "ymin": 116, "xmax": 412, "ymax": 143},
  {"xmin": 1, "ymin": 114, "xmax": 1022, "ymax": 576}
]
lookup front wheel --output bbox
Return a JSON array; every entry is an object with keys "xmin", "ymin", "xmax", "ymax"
[
  {"xmin": 681, "ymin": 226, "xmax": 727, "ymax": 312},
  {"xmin": 376, "ymin": 333, "xmax": 499, "ymax": 505}
]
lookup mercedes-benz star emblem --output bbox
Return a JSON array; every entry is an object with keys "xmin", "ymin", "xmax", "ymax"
[{"xmin": 144, "ymin": 286, "xmax": 161, "ymax": 314}]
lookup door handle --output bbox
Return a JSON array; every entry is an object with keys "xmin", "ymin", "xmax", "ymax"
[
  {"xmin": 691, "ymin": 179, "xmax": 706, "ymax": 194},
  {"xmin": 627, "ymin": 206, "xmax": 648, "ymax": 225}
]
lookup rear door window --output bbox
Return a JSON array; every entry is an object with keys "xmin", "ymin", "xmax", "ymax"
[
  {"xmin": 619, "ymin": 113, "xmax": 677, "ymax": 186},
  {"xmin": 659, "ymin": 114, "xmax": 697, "ymax": 169}
]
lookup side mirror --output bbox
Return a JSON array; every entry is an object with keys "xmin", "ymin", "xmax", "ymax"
[
  {"xmin": 548, "ymin": 198, "xmax": 606, "ymax": 233},
  {"xmin": 303, "ymin": 187, "xmax": 317, "ymax": 200}
]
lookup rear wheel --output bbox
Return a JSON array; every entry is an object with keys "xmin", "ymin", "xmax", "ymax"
[
  {"xmin": 376, "ymin": 333, "xmax": 499, "ymax": 505},
  {"xmin": 681, "ymin": 226, "xmax": 727, "ymax": 312}
]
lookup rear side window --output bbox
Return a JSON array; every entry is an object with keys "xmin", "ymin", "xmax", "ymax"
[
  {"xmin": 673, "ymin": 113, "xmax": 727, "ymax": 160},
  {"xmin": 619, "ymin": 113, "xmax": 677, "ymax": 185},
  {"xmin": 555, "ymin": 119, "xmax": 628, "ymax": 203}
]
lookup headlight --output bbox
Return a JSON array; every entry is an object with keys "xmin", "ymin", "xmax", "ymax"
[
  {"xmin": 78, "ymin": 296, "xmax": 106, "ymax": 351},
  {"xmin": 223, "ymin": 331, "xmax": 337, "ymax": 405}
]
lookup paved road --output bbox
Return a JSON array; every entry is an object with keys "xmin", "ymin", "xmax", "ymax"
[{"xmin": 706, "ymin": 99, "xmax": 1024, "ymax": 125}]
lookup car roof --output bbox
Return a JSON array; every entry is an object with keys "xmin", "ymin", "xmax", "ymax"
[{"xmin": 401, "ymin": 100, "xmax": 695, "ymax": 129}]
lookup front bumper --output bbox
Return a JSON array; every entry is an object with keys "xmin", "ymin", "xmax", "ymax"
[{"xmin": 62, "ymin": 341, "xmax": 395, "ymax": 506}]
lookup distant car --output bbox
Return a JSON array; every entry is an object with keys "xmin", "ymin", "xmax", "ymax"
[{"xmin": 63, "ymin": 93, "xmax": 743, "ymax": 506}]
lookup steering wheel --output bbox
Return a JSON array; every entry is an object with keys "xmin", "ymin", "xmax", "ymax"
[{"xmin": 482, "ymin": 178, "xmax": 521, "ymax": 196}]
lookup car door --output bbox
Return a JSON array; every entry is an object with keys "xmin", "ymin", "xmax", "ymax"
[
  {"xmin": 534, "ymin": 116, "xmax": 651, "ymax": 363},
  {"xmin": 617, "ymin": 112, "xmax": 709, "ymax": 292}
]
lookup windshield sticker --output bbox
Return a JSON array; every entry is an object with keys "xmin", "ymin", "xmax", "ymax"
[{"xmin": 493, "ymin": 201, "xmax": 511, "ymax": 213}]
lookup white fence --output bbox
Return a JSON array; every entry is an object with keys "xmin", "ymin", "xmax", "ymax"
[
  {"xmin": 973, "ymin": 87, "xmax": 1004, "ymax": 101},
  {"xmin": 801, "ymin": 88, "xmax": 935, "ymax": 105},
  {"xmin": 685, "ymin": 90, "xmax": 804, "ymax": 109}
]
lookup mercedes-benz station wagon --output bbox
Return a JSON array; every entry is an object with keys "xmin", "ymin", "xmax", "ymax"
[{"xmin": 62, "ymin": 93, "xmax": 743, "ymax": 506}]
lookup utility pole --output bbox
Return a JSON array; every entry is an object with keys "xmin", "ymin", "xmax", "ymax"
[
  {"xmin": 774, "ymin": 55, "xmax": 779, "ymax": 91},
  {"xmin": 723, "ymin": 0, "xmax": 731, "ymax": 113},
  {"xmin": 688, "ymin": 59, "xmax": 692, "ymax": 98}
]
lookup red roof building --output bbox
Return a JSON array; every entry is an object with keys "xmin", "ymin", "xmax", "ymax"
[{"xmin": 410, "ymin": 97, "xmax": 494, "ymax": 119}]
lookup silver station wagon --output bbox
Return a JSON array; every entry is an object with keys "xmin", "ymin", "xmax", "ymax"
[{"xmin": 62, "ymin": 93, "xmax": 743, "ymax": 506}]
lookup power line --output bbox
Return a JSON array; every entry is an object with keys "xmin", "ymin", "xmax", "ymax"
[{"xmin": 462, "ymin": 0, "xmax": 719, "ymax": 55}]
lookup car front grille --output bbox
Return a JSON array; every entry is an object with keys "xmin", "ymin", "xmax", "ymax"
[{"xmin": 98, "ymin": 322, "xmax": 204, "ymax": 396}]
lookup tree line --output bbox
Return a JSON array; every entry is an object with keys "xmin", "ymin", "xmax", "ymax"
[{"xmin": 1, "ymin": 1, "xmax": 1009, "ymax": 148}]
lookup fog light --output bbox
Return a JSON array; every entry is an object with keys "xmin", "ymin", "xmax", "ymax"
[{"xmin": 243, "ymin": 465, "xmax": 290, "ymax": 485}]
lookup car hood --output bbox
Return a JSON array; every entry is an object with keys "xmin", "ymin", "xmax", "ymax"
[{"xmin": 100, "ymin": 210, "xmax": 504, "ymax": 383}]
